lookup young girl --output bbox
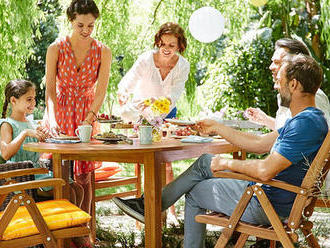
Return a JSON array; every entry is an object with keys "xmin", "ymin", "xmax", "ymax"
[{"xmin": 0, "ymin": 79, "xmax": 83, "ymax": 206}]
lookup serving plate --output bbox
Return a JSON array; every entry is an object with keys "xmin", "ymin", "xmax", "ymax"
[
  {"xmin": 52, "ymin": 136, "xmax": 80, "ymax": 140},
  {"xmin": 46, "ymin": 138, "xmax": 81, "ymax": 144},
  {"xmin": 165, "ymin": 119, "xmax": 195, "ymax": 126}
]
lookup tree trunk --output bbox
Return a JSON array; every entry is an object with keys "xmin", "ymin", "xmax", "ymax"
[{"xmin": 305, "ymin": 0, "xmax": 324, "ymax": 61}]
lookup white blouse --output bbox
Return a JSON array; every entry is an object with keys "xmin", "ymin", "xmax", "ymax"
[
  {"xmin": 275, "ymin": 88, "xmax": 330, "ymax": 129},
  {"xmin": 118, "ymin": 50, "xmax": 190, "ymax": 122}
]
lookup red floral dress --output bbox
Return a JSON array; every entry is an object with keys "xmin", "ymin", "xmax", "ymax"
[{"xmin": 55, "ymin": 36, "xmax": 102, "ymax": 175}]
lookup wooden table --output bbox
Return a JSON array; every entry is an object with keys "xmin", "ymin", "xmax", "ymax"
[{"xmin": 24, "ymin": 138, "xmax": 244, "ymax": 248}]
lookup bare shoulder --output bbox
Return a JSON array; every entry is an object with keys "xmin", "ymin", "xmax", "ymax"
[
  {"xmin": 47, "ymin": 42, "xmax": 59, "ymax": 56},
  {"xmin": 0, "ymin": 122, "xmax": 13, "ymax": 135},
  {"xmin": 101, "ymin": 45, "xmax": 112, "ymax": 59}
]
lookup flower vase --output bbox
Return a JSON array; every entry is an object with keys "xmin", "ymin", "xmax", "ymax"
[
  {"xmin": 139, "ymin": 125, "xmax": 153, "ymax": 145},
  {"xmin": 152, "ymin": 127, "xmax": 162, "ymax": 142}
]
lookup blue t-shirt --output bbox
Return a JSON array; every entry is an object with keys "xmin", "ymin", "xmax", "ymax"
[{"xmin": 260, "ymin": 107, "xmax": 328, "ymax": 217}]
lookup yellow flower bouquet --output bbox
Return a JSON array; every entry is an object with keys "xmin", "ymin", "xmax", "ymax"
[{"xmin": 138, "ymin": 97, "xmax": 171, "ymax": 142}]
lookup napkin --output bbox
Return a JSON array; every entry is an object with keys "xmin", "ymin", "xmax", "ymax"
[
  {"xmin": 180, "ymin": 135, "xmax": 213, "ymax": 143},
  {"xmin": 45, "ymin": 138, "xmax": 81, "ymax": 144}
]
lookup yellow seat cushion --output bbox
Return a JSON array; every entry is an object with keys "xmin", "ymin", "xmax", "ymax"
[{"xmin": 0, "ymin": 199, "xmax": 91, "ymax": 240}]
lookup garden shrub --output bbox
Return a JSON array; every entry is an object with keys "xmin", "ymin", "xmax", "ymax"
[{"xmin": 198, "ymin": 28, "xmax": 278, "ymax": 118}]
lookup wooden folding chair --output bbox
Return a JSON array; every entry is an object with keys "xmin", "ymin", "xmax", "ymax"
[
  {"xmin": 0, "ymin": 166, "xmax": 91, "ymax": 248},
  {"xmin": 196, "ymin": 131, "xmax": 330, "ymax": 248},
  {"xmin": 94, "ymin": 163, "xmax": 142, "ymax": 202}
]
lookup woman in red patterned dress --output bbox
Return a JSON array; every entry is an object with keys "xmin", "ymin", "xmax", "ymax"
[{"xmin": 44, "ymin": 0, "xmax": 111, "ymax": 222}]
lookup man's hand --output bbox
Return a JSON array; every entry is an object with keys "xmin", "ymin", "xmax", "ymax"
[
  {"xmin": 210, "ymin": 155, "xmax": 227, "ymax": 173},
  {"xmin": 195, "ymin": 119, "xmax": 219, "ymax": 136}
]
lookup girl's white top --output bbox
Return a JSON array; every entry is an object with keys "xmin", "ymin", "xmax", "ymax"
[{"xmin": 117, "ymin": 50, "xmax": 190, "ymax": 122}]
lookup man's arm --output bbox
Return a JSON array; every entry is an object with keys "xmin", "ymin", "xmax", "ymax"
[
  {"xmin": 211, "ymin": 151, "xmax": 291, "ymax": 181},
  {"xmin": 197, "ymin": 119, "xmax": 278, "ymax": 154}
]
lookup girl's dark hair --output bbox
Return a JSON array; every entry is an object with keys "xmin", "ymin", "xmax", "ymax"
[
  {"xmin": 66, "ymin": 0, "xmax": 99, "ymax": 22},
  {"xmin": 154, "ymin": 22, "xmax": 187, "ymax": 54},
  {"xmin": 2, "ymin": 79, "xmax": 35, "ymax": 118}
]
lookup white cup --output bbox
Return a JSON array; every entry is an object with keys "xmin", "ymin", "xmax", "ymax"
[{"xmin": 75, "ymin": 125, "xmax": 92, "ymax": 143}]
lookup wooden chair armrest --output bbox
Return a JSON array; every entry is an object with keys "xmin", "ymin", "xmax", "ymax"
[
  {"xmin": 0, "ymin": 178, "xmax": 65, "ymax": 195},
  {"xmin": 213, "ymin": 171, "xmax": 305, "ymax": 195},
  {"xmin": 0, "ymin": 168, "xmax": 49, "ymax": 180}
]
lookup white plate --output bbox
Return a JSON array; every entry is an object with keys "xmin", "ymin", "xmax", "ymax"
[
  {"xmin": 165, "ymin": 119, "xmax": 195, "ymax": 126},
  {"xmin": 52, "ymin": 136, "xmax": 80, "ymax": 140}
]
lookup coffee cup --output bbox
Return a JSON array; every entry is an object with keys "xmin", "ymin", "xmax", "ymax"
[{"xmin": 75, "ymin": 125, "xmax": 92, "ymax": 143}]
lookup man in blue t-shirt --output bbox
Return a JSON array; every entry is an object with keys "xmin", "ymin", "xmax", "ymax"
[{"xmin": 113, "ymin": 54, "xmax": 328, "ymax": 248}]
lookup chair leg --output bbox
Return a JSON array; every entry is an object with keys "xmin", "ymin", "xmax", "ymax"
[
  {"xmin": 215, "ymin": 187, "xmax": 254, "ymax": 248},
  {"xmin": 270, "ymin": 240, "xmax": 276, "ymax": 248},
  {"xmin": 135, "ymin": 163, "xmax": 142, "ymax": 197},
  {"xmin": 234, "ymin": 233, "xmax": 249, "ymax": 248},
  {"xmin": 253, "ymin": 185, "xmax": 295, "ymax": 248},
  {"xmin": 135, "ymin": 163, "xmax": 142, "ymax": 230},
  {"xmin": 301, "ymin": 221, "xmax": 320, "ymax": 248}
]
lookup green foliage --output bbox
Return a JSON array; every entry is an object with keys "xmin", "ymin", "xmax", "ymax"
[
  {"xmin": 25, "ymin": 0, "xmax": 62, "ymax": 105},
  {"xmin": 0, "ymin": 0, "xmax": 43, "ymax": 110},
  {"xmin": 198, "ymin": 32, "xmax": 277, "ymax": 116},
  {"xmin": 321, "ymin": 0, "xmax": 330, "ymax": 59}
]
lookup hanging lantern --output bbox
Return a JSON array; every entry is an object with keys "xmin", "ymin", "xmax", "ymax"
[
  {"xmin": 250, "ymin": 0, "xmax": 268, "ymax": 7},
  {"xmin": 188, "ymin": 6, "xmax": 225, "ymax": 43}
]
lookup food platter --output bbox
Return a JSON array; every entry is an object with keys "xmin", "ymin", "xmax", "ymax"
[
  {"xmin": 170, "ymin": 135, "xmax": 188, "ymax": 139},
  {"xmin": 111, "ymin": 123, "xmax": 134, "ymax": 129},
  {"xmin": 93, "ymin": 137, "xmax": 122, "ymax": 142},
  {"xmin": 164, "ymin": 119, "xmax": 195, "ymax": 126},
  {"xmin": 98, "ymin": 119, "xmax": 122, "ymax": 123}
]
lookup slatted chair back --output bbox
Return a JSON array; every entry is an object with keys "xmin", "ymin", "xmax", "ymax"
[
  {"xmin": 287, "ymin": 131, "xmax": 330, "ymax": 230},
  {"xmin": 0, "ymin": 161, "xmax": 37, "ymax": 211}
]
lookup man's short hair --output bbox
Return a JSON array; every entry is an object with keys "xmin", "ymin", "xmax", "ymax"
[
  {"xmin": 275, "ymin": 38, "xmax": 310, "ymax": 56},
  {"xmin": 283, "ymin": 54, "xmax": 323, "ymax": 94}
]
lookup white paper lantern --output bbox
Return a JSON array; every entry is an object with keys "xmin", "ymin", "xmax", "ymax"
[
  {"xmin": 189, "ymin": 7, "xmax": 225, "ymax": 43},
  {"xmin": 250, "ymin": 0, "xmax": 268, "ymax": 7}
]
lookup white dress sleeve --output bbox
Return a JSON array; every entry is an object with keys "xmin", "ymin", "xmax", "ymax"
[
  {"xmin": 117, "ymin": 54, "xmax": 147, "ymax": 95},
  {"xmin": 168, "ymin": 58, "xmax": 190, "ymax": 106},
  {"xmin": 118, "ymin": 52, "xmax": 149, "ymax": 122}
]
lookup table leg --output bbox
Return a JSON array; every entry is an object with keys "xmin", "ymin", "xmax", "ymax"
[
  {"xmin": 52, "ymin": 153, "xmax": 63, "ymax": 200},
  {"xmin": 52, "ymin": 153, "xmax": 64, "ymax": 247},
  {"xmin": 91, "ymin": 170, "xmax": 96, "ymax": 243},
  {"xmin": 144, "ymin": 152, "xmax": 162, "ymax": 248}
]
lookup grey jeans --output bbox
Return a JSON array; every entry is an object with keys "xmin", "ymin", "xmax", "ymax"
[{"xmin": 161, "ymin": 154, "xmax": 270, "ymax": 248}]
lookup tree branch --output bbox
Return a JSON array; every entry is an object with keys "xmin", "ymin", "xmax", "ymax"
[{"xmin": 151, "ymin": 0, "xmax": 163, "ymax": 25}]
